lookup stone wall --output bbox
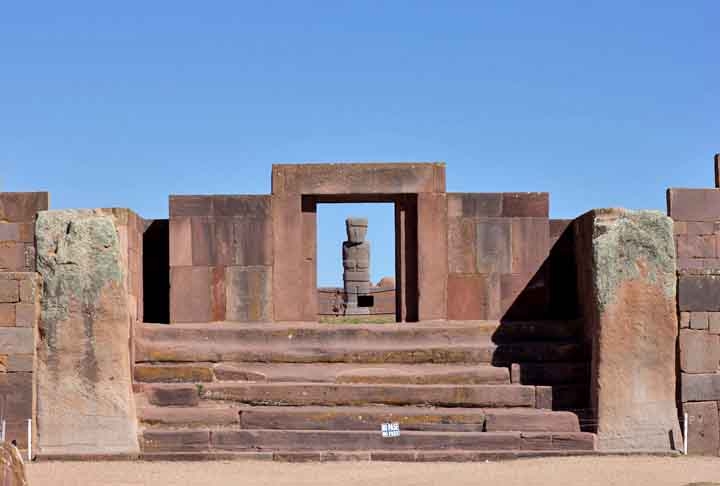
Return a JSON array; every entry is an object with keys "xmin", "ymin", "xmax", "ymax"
[
  {"xmin": 0, "ymin": 273, "xmax": 40, "ymax": 449},
  {"xmin": 169, "ymin": 196, "xmax": 273, "ymax": 323},
  {"xmin": 446, "ymin": 192, "xmax": 566, "ymax": 320},
  {"xmin": 0, "ymin": 192, "xmax": 49, "ymax": 272},
  {"xmin": 668, "ymin": 159, "xmax": 720, "ymax": 455}
]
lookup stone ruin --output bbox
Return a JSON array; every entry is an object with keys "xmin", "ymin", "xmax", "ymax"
[
  {"xmin": 1, "ymin": 157, "xmax": 720, "ymax": 460},
  {"xmin": 342, "ymin": 217, "xmax": 371, "ymax": 315}
]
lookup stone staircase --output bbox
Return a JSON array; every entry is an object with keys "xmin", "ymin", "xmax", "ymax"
[{"xmin": 133, "ymin": 320, "xmax": 595, "ymax": 461}]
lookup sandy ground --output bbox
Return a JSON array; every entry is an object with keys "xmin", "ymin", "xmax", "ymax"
[{"xmin": 25, "ymin": 456, "xmax": 720, "ymax": 486}]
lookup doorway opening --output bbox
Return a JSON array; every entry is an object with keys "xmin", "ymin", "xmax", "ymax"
[{"xmin": 316, "ymin": 202, "xmax": 395, "ymax": 323}]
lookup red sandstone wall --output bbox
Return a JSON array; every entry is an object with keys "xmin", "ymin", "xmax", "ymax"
[
  {"xmin": 169, "ymin": 195, "xmax": 273, "ymax": 323},
  {"xmin": 446, "ymin": 193, "xmax": 552, "ymax": 320},
  {"xmin": 668, "ymin": 159, "xmax": 720, "ymax": 455},
  {"xmin": 0, "ymin": 192, "xmax": 47, "ymax": 449}
]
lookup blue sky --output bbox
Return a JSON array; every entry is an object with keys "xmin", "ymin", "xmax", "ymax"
[{"xmin": 1, "ymin": 1, "xmax": 718, "ymax": 285}]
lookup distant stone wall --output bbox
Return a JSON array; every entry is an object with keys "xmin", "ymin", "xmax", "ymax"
[
  {"xmin": 169, "ymin": 196, "xmax": 273, "ymax": 323},
  {"xmin": 446, "ymin": 193, "xmax": 577, "ymax": 320},
  {"xmin": 668, "ymin": 158, "xmax": 720, "ymax": 456}
]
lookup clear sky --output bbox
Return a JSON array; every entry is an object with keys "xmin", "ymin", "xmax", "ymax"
[{"xmin": 1, "ymin": 1, "xmax": 718, "ymax": 285}]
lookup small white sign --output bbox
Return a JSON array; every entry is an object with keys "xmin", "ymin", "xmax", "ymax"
[{"xmin": 381, "ymin": 422, "xmax": 400, "ymax": 438}]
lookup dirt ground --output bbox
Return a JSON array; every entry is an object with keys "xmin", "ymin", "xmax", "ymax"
[{"xmin": 25, "ymin": 456, "xmax": 720, "ymax": 486}]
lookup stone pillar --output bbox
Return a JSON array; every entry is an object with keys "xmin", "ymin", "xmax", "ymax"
[
  {"xmin": 575, "ymin": 209, "xmax": 682, "ymax": 452},
  {"xmin": 342, "ymin": 218, "xmax": 371, "ymax": 315},
  {"xmin": 35, "ymin": 210, "xmax": 139, "ymax": 457}
]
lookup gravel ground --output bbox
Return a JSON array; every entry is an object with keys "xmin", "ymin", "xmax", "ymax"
[{"xmin": 25, "ymin": 456, "xmax": 720, "ymax": 486}]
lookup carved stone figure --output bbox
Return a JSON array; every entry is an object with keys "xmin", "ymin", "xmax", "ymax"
[{"xmin": 342, "ymin": 217, "xmax": 371, "ymax": 315}]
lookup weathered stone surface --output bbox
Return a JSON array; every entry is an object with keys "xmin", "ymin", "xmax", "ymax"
[
  {"xmin": 0, "ymin": 192, "xmax": 49, "ymax": 222},
  {"xmin": 668, "ymin": 189, "xmax": 720, "ymax": 222},
  {"xmin": 690, "ymin": 311, "xmax": 710, "ymax": 330},
  {"xmin": 0, "ymin": 443, "xmax": 27, "ymax": 486},
  {"xmin": 574, "ymin": 209, "xmax": 681, "ymax": 451},
  {"xmin": 35, "ymin": 209, "xmax": 139, "ymax": 457},
  {"xmin": 679, "ymin": 275, "xmax": 720, "ymax": 312},
  {"xmin": 684, "ymin": 402, "xmax": 720, "ymax": 456},
  {"xmin": 0, "ymin": 280, "xmax": 18, "ymax": 303},
  {"xmin": 225, "ymin": 266, "xmax": 272, "ymax": 322},
  {"xmin": 680, "ymin": 330, "xmax": 720, "ymax": 374},
  {"xmin": 682, "ymin": 373, "xmax": 720, "ymax": 402}
]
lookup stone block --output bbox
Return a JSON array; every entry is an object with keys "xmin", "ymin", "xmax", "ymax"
[
  {"xmin": 0, "ymin": 280, "xmax": 20, "ymax": 303},
  {"xmin": 502, "ymin": 193, "xmax": 549, "ymax": 217},
  {"xmin": 417, "ymin": 192, "xmax": 448, "ymax": 320},
  {"xmin": 225, "ymin": 266, "xmax": 272, "ymax": 322},
  {"xmin": 169, "ymin": 218, "xmax": 192, "ymax": 267},
  {"xmin": 211, "ymin": 266, "xmax": 226, "ymax": 322},
  {"xmin": 535, "ymin": 386, "xmax": 553, "ymax": 410},
  {"xmin": 35, "ymin": 209, "xmax": 138, "ymax": 457},
  {"xmin": 447, "ymin": 274, "xmax": 500, "ymax": 320},
  {"xmin": 680, "ymin": 312, "xmax": 691, "ymax": 328},
  {"xmin": 146, "ymin": 386, "xmax": 199, "ymax": 406},
  {"xmin": 0, "ymin": 372, "xmax": 32, "ymax": 448},
  {"xmin": 680, "ymin": 330, "xmax": 720, "ymax": 374},
  {"xmin": 691, "ymin": 311, "xmax": 710, "ymax": 330},
  {"xmin": 169, "ymin": 195, "xmax": 213, "ymax": 217},
  {"xmin": 574, "ymin": 209, "xmax": 681, "ymax": 452},
  {"xmin": 0, "ymin": 304, "xmax": 15, "ymax": 326},
  {"xmin": 0, "ymin": 223, "xmax": 20, "ymax": 241},
  {"xmin": 668, "ymin": 188, "xmax": 720, "ymax": 222},
  {"xmin": 447, "ymin": 217, "xmax": 475, "ymax": 273},
  {"xmin": 510, "ymin": 218, "xmax": 549, "ymax": 274},
  {"xmin": 170, "ymin": 266, "xmax": 212, "ymax": 323},
  {"xmin": 679, "ymin": 235, "xmax": 717, "ymax": 259},
  {"xmin": 710, "ymin": 313, "xmax": 720, "ymax": 334},
  {"xmin": 0, "ymin": 191, "xmax": 49, "ymax": 222},
  {"xmin": 0, "ymin": 328, "xmax": 33, "ymax": 354},
  {"xmin": 679, "ymin": 275, "xmax": 720, "ymax": 312},
  {"xmin": 344, "ymin": 271, "xmax": 370, "ymax": 282},
  {"xmin": 0, "ymin": 244, "xmax": 25, "ymax": 272},
  {"xmin": 14, "ymin": 303, "xmax": 35, "ymax": 327},
  {"xmin": 475, "ymin": 218, "xmax": 511, "ymax": 273},
  {"xmin": 234, "ymin": 216, "xmax": 273, "ymax": 266},
  {"xmin": 213, "ymin": 195, "xmax": 271, "ymax": 218},
  {"xmin": 272, "ymin": 163, "xmax": 445, "ymax": 195},
  {"xmin": 7, "ymin": 354, "xmax": 33, "ymax": 372},
  {"xmin": 18, "ymin": 277, "xmax": 36, "ymax": 303},
  {"xmin": 447, "ymin": 193, "xmax": 502, "ymax": 218},
  {"xmin": 684, "ymin": 401, "xmax": 720, "ymax": 455},
  {"xmin": 682, "ymin": 373, "xmax": 720, "ymax": 402}
]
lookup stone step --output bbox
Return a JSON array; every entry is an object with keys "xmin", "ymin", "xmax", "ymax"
[
  {"xmin": 134, "ymin": 363, "xmax": 511, "ymax": 385},
  {"xmin": 135, "ymin": 341, "xmax": 583, "ymax": 365},
  {"xmin": 136, "ymin": 320, "xmax": 582, "ymax": 347},
  {"xmin": 140, "ymin": 429, "xmax": 596, "ymax": 453},
  {"xmin": 144, "ymin": 383, "xmax": 537, "ymax": 408},
  {"xmin": 138, "ymin": 405, "xmax": 580, "ymax": 433},
  {"xmin": 139, "ymin": 449, "xmax": 601, "ymax": 462}
]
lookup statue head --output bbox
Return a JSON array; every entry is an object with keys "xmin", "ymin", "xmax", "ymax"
[{"xmin": 346, "ymin": 217, "xmax": 368, "ymax": 243}]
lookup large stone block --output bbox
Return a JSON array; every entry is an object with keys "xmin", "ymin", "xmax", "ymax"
[
  {"xmin": 0, "ymin": 373, "xmax": 32, "ymax": 448},
  {"xmin": 682, "ymin": 373, "xmax": 720, "ymax": 402},
  {"xmin": 234, "ymin": 216, "xmax": 273, "ymax": 266},
  {"xmin": 684, "ymin": 401, "xmax": 720, "ymax": 455},
  {"xmin": 510, "ymin": 218, "xmax": 550, "ymax": 274},
  {"xmin": 0, "ymin": 192, "xmax": 49, "ymax": 222},
  {"xmin": 574, "ymin": 209, "xmax": 681, "ymax": 452},
  {"xmin": 679, "ymin": 275, "xmax": 720, "ymax": 312},
  {"xmin": 502, "ymin": 193, "xmax": 549, "ymax": 217},
  {"xmin": 417, "ymin": 192, "xmax": 448, "ymax": 320},
  {"xmin": 668, "ymin": 188, "xmax": 720, "ymax": 222},
  {"xmin": 226, "ymin": 266, "xmax": 272, "ymax": 322},
  {"xmin": 0, "ymin": 244, "xmax": 26, "ymax": 272},
  {"xmin": 272, "ymin": 163, "xmax": 445, "ymax": 195},
  {"xmin": 447, "ymin": 274, "xmax": 500, "ymax": 320},
  {"xmin": 447, "ymin": 193, "xmax": 502, "ymax": 218},
  {"xmin": 0, "ymin": 443, "xmax": 28, "ymax": 486},
  {"xmin": 475, "ymin": 218, "xmax": 511, "ymax": 274},
  {"xmin": 680, "ymin": 330, "xmax": 720, "ymax": 374},
  {"xmin": 170, "ymin": 266, "xmax": 212, "ymax": 323},
  {"xmin": 447, "ymin": 217, "xmax": 476, "ymax": 273},
  {"xmin": 35, "ymin": 209, "xmax": 139, "ymax": 457}
]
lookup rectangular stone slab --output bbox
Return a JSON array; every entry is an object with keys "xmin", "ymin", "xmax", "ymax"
[{"xmin": 34, "ymin": 209, "xmax": 139, "ymax": 457}]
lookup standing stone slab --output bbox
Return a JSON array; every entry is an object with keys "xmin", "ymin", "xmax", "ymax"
[
  {"xmin": 684, "ymin": 401, "xmax": 720, "ymax": 456},
  {"xmin": 574, "ymin": 209, "xmax": 682, "ymax": 452},
  {"xmin": 35, "ymin": 210, "xmax": 139, "ymax": 457}
]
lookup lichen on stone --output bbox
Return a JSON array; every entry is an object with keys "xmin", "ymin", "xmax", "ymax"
[{"xmin": 591, "ymin": 209, "xmax": 676, "ymax": 313}]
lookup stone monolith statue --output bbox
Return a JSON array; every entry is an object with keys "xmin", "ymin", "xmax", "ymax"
[{"xmin": 342, "ymin": 217, "xmax": 371, "ymax": 315}]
